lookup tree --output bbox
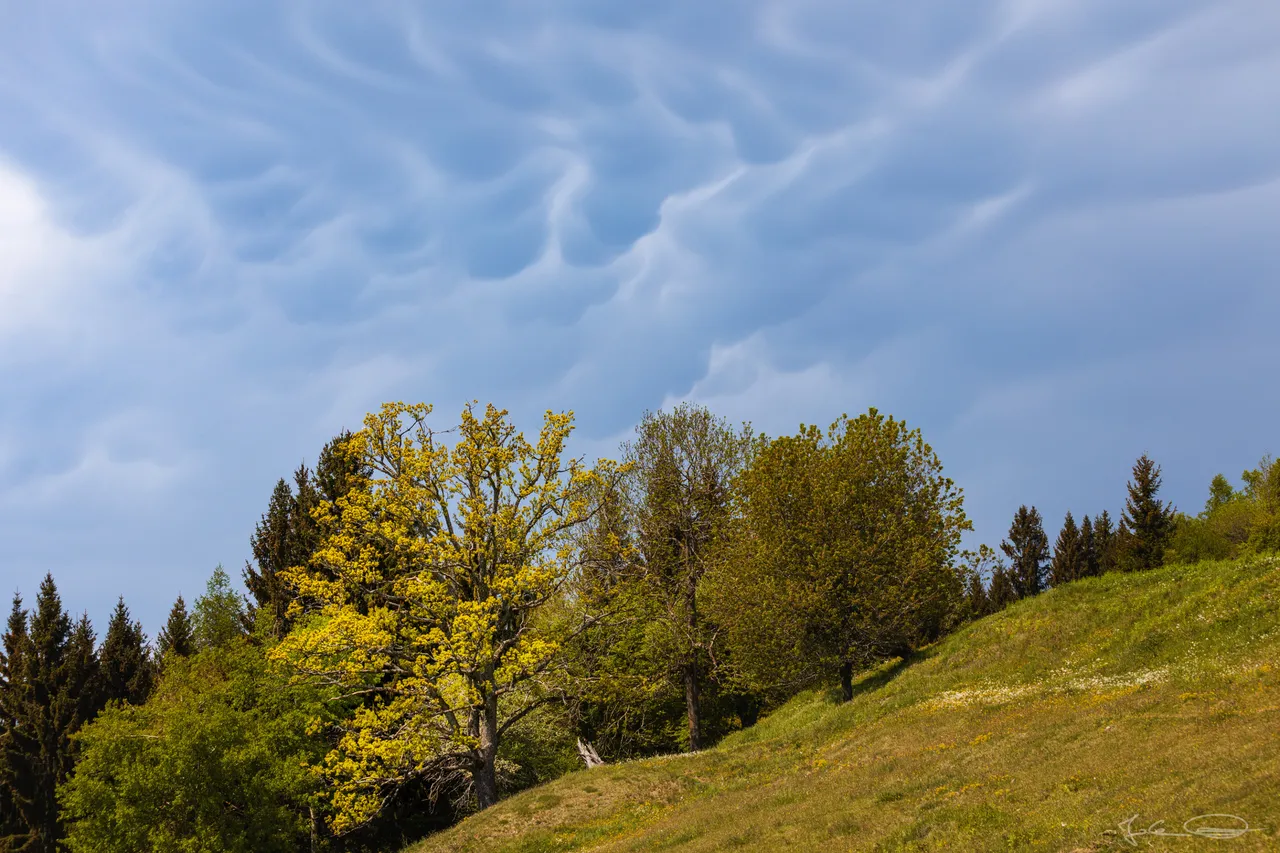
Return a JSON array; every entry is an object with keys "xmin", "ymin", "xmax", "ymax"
[
  {"xmin": 1079, "ymin": 515, "xmax": 1100, "ymax": 579},
  {"xmin": 245, "ymin": 433, "xmax": 371, "ymax": 640},
  {"xmin": 987, "ymin": 564, "xmax": 1017, "ymax": 611},
  {"xmin": 245, "ymin": 477, "xmax": 298, "ymax": 640},
  {"xmin": 1002, "ymin": 506, "xmax": 1049, "ymax": 599},
  {"xmin": 1049, "ymin": 512, "xmax": 1083, "ymax": 587},
  {"xmin": 958, "ymin": 545, "xmax": 999, "ymax": 620},
  {"xmin": 0, "ymin": 595, "xmax": 30, "ymax": 848},
  {"xmin": 193, "ymin": 567, "xmax": 248, "ymax": 651},
  {"xmin": 272, "ymin": 402, "xmax": 624, "ymax": 825},
  {"xmin": 60, "ymin": 641, "xmax": 326, "ymax": 853},
  {"xmin": 0, "ymin": 575, "xmax": 86, "ymax": 852},
  {"xmin": 156, "ymin": 596, "xmax": 194, "ymax": 661},
  {"xmin": 1095, "ymin": 510, "xmax": 1118, "ymax": 574},
  {"xmin": 621, "ymin": 404, "xmax": 752, "ymax": 751},
  {"xmin": 98, "ymin": 599, "xmax": 152, "ymax": 707},
  {"xmin": 1205, "ymin": 474, "xmax": 1236, "ymax": 515},
  {"xmin": 1120, "ymin": 454, "xmax": 1176, "ymax": 571},
  {"xmin": 713, "ymin": 409, "xmax": 970, "ymax": 703}
]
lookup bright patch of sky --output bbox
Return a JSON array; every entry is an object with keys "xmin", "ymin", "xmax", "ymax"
[{"xmin": 2, "ymin": 0, "xmax": 1278, "ymax": 631}]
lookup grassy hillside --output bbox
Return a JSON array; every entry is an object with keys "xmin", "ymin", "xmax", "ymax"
[{"xmin": 407, "ymin": 556, "xmax": 1280, "ymax": 852}]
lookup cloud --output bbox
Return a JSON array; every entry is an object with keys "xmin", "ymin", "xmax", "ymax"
[{"xmin": 0, "ymin": 0, "xmax": 1278, "ymax": 630}]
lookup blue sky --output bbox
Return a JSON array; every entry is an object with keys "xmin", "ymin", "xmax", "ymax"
[{"xmin": 2, "ymin": 0, "xmax": 1278, "ymax": 634}]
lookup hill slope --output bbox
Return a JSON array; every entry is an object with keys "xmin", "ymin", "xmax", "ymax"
[{"xmin": 408, "ymin": 556, "xmax": 1280, "ymax": 852}]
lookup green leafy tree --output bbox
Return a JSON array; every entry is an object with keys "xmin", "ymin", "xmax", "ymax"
[
  {"xmin": 621, "ymin": 404, "xmax": 753, "ymax": 751},
  {"xmin": 1205, "ymin": 474, "xmax": 1236, "ymax": 515},
  {"xmin": 156, "ymin": 596, "xmax": 194, "ymax": 661},
  {"xmin": 987, "ymin": 564, "xmax": 1017, "ymax": 611},
  {"xmin": 1002, "ymin": 506, "xmax": 1049, "ymax": 599},
  {"xmin": 1120, "ymin": 454, "xmax": 1176, "ymax": 571},
  {"xmin": 98, "ymin": 599, "xmax": 152, "ymax": 707},
  {"xmin": 713, "ymin": 409, "xmax": 970, "ymax": 703},
  {"xmin": 60, "ymin": 641, "xmax": 326, "ymax": 853},
  {"xmin": 272, "ymin": 402, "xmax": 625, "ymax": 824},
  {"xmin": 193, "ymin": 566, "xmax": 248, "ymax": 651},
  {"xmin": 1049, "ymin": 511, "xmax": 1083, "ymax": 587}
]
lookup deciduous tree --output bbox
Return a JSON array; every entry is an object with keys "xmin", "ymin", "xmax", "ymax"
[
  {"xmin": 713, "ymin": 409, "xmax": 969, "ymax": 703},
  {"xmin": 272, "ymin": 402, "xmax": 624, "ymax": 826}
]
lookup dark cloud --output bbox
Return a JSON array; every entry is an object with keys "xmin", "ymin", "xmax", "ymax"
[{"xmin": 0, "ymin": 0, "xmax": 1277, "ymax": 630}]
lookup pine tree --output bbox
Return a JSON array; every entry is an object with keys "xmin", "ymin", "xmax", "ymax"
[
  {"xmin": 987, "ymin": 564, "xmax": 1017, "ymax": 611},
  {"xmin": 1, "ymin": 575, "xmax": 79, "ymax": 852},
  {"xmin": 157, "ymin": 595, "xmax": 195, "ymax": 660},
  {"xmin": 1095, "ymin": 510, "xmax": 1117, "ymax": 574},
  {"xmin": 1079, "ymin": 515, "xmax": 1100, "ymax": 578},
  {"xmin": 66, "ymin": 615, "xmax": 101, "ymax": 732},
  {"xmin": 1050, "ymin": 511, "xmax": 1083, "ymax": 586},
  {"xmin": 0, "ymin": 594, "xmax": 30, "ymax": 849},
  {"xmin": 99, "ymin": 598, "xmax": 153, "ymax": 707},
  {"xmin": 245, "ymin": 477, "xmax": 297, "ymax": 639},
  {"xmin": 1001, "ymin": 505, "xmax": 1049, "ymax": 599},
  {"xmin": 1121, "ymin": 454, "xmax": 1176, "ymax": 571},
  {"xmin": 964, "ymin": 571, "xmax": 990, "ymax": 619}
]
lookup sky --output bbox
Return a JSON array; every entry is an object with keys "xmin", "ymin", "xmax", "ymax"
[{"xmin": 1, "ymin": 0, "xmax": 1278, "ymax": 635}]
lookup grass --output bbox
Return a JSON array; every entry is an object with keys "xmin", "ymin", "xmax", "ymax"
[{"xmin": 405, "ymin": 555, "xmax": 1280, "ymax": 852}]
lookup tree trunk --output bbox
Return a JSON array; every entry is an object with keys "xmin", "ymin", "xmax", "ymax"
[
  {"xmin": 474, "ymin": 692, "xmax": 500, "ymax": 809},
  {"xmin": 683, "ymin": 662, "xmax": 702, "ymax": 751},
  {"xmin": 840, "ymin": 660, "xmax": 854, "ymax": 703}
]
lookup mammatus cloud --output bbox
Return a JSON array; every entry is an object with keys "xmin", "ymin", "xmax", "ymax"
[{"xmin": 1, "ymin": 0, "xmax": 1278, "ymax": 629}]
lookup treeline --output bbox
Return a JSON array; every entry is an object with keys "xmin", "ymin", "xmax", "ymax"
[
  {"xmin": 1, "ymin": 401, "xmax": 1275, "ymax": 853},
  {"xmin": 962, "ymin": 452, "xmax": 1280, "ymax": 619}
]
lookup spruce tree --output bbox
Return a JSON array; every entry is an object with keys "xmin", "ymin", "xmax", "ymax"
[
  {"xmin": 1001, "ymin": 505, "xmax": 1049, "ymax": 599},
  {"xmin": 245, "ymin": 477, "xmax": 297, "ymax": 639},
  {"xmin": 1121, "ymin": 454, "xmax": 1176, "ymax": 571},
  {"xmin": 157, "ymin": 595, "xmax": 195, "ymax": 660},
  {"xmin": 1095, "ymin": 510, "xmax": 1117, "ymax": 574},
  {"xmin": 987, "ymin": 564, "xmax": 1017, "ymax": 611},
  {"xmin": 964, "ymin": 571, "xmax": 990, "ymax": 619},
  {"xmin": 66, "ymin": 615, "xmax": 101, "ymax": 732},
  {"xmin": 1, "ymin": 575, "xmax": 78, "ymax": 852},
  {"xmin": 1079, "ymin": 515, "xmax": 1100, "ymax": 578},
  {"xmin": 99, "ymin": 598, "xmax": 153, "ymax": 707},
  {"xmin": 1050, "ymin": 511, "xmax": 1083, "ymax": 586},
  {"xmin": 0, "ymin": 594, "xmax": 30, "ymax": 849}
]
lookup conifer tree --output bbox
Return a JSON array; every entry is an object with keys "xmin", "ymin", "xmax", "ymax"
[
  {"xmin": 1001, "ymin": 505, "xmax": 1049, "ymax": 599},
  {"xmin": 157, "ymin": 595, "xmax": 194, "ymax": 660},
  {"xmin": 0, "ymin": 575, "xmax": 79, "ymax": 852},
  {"xmin": 245, "ymin": 477, "xmax": 297, "ymax": 639},
  {"xmin": 987, "ymin": 564, "xmax": 1017, "ymax": 611},
  {"xmin": 965, "ymin": 571, "xmax": 990, "ymax": 619},
  {"xmin": 99, "ymin": 598, "xmax": 153, "ymax": 707},
  {"xmin": 1121, "ymin": 454, "xmax": 1176, "ymax": 571},
  {"xmin": 66, "ymin": 615, "xmax": 101, "ymax": 732},
  {"xmin": 0, "ymin": 594, "xmax": 30, "ymax": 849},
  {"xmin": 1050, "ymin": 511, "xmax": 1083, "ymax": 586},
  {"xmin": 1079, "ymin": 515, "xmax": 1100, "ymax": 578},
  {"xmin": 1095, "ymin": 510, "xmax": 1117, "ymax": 574}
]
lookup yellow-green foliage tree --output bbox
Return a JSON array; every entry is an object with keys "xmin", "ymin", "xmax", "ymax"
[
  {"xmin": 271, "ymin": 402, "xmax": 623, "ymax": 828},
  {"xmin": 711, "ymin": 409, "xmax": 970, "ymax": 702}
]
